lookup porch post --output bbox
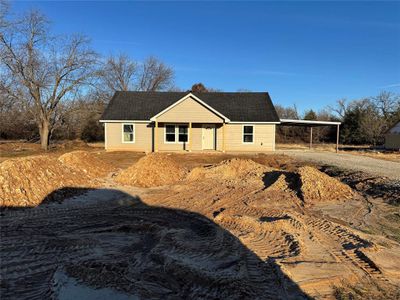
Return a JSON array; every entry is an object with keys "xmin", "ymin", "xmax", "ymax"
[
  {"xmin": 188, "ymin": 122, "xmax": 192, "ymax": 152},
  {"xmin": 222, "ymin": 122, "xmax": 226, "ymax": 152},
  {"xmin": 336, "ymin": 124, "xmax": 340, "ymax": 153},
  {"xmin": 155, "ymin": 120, "xmax": 158, "ymax": 152},
  {"xmin": 309, "ymin": 127, "xmax": 313, "ymax": 149}
]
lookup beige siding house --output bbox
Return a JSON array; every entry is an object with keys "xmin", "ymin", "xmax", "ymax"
[
  {"xmin": 385, "ymin": 121, "xmax": 400, "ymax": 150},
  {"xmin": 100, "ymin": 91, "xmax": 280, "ymax": 152}
]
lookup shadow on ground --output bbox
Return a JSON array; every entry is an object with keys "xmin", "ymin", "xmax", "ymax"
[{"xmin": 0, "ymin": 187, "xmax": 310, "ymax": 299}]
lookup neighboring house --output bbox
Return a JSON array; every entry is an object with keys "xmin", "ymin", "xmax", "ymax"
[
  {"xmin": 385, "ymin": 121, "xmax": 400, "ymax": 150},
  {"xmin": 100, "ymin": 91, "xmax": 280, "ymax": 152}
]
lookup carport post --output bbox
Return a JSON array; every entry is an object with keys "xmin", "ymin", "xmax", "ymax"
[
  {"xmin": 336, "ymin": 124, "xmax": 340, "ymax": 153},
  {"xmin": 309, "ymin": 127, "xmax": 313, "ymax": 149}
]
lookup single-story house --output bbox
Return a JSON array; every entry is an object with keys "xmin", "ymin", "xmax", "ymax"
[
  {"xmin": 100, "ymin": 91, "xmax": 280, "ymax": 152},
  {"xmin": 385, "ymin": 121, "xmax": 400, "ymax": 150}
]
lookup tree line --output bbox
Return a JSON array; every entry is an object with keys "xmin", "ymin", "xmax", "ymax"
[
  {"xmin": 0, "ymin": 4, "xmax": 175, "ymax": 149},
  {"xmin": 275, "ymin": 92, "xmax": 400, "ymax": 146},
  {"xmin": 1, "ymin": 2, "xmax": 399, "ymax": 149}
]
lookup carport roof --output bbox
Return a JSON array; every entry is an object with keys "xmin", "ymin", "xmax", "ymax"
[{"xmin": 279, "ymin": 119, "xmax": 341, "ymax": 127}]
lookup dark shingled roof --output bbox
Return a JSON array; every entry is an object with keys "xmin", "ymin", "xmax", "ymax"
[{"xmin": 100, "ymin": 91, "xmax": 280, "ymax": 122}]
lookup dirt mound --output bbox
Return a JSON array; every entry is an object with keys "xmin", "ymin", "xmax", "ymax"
[
  {"xmin": 297, "ymin": 166, "xmax": 355, "ymax": 204},
  {"xmin": 264, "ymin": 172, "xmax": 291, "ymax": 192},
  {"xmin": 115, "ymin": 153, "xmax": 187, "ymax": 187},
  {"xmin": 188, "ymin": 158, "xmax": 270, "ymax": 183},
  {"xmin": 58, "ymin": 151, "xmax": 114, "ymax": 178},
  {"xmin": 0, "ymin": 156, "xmax": 92, "ymax": 207}
]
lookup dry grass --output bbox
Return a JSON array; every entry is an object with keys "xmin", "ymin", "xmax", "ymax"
[
  {"xmin": 277, "ymin": 143, "xmax": 400, "ymax": 162},
  {"xmin": 0, "ymin": 140, "xmax": 100, "ymax": 162}
]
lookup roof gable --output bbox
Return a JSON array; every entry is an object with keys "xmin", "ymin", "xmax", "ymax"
[{"xmin": 150, "ymin": 93, "xmax": 229, "ymax": 122}]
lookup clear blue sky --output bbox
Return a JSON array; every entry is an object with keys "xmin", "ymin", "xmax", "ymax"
[{"xmin": 11, "ymin": 1, "xmax": 400, "ymax": 112}]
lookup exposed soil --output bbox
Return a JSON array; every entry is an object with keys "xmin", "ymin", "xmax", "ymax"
[
  {"xmin": 188, "ymin": 158, "xmax": 271, "ymax": 182},
  {"xmin": 58, "ymin": 150, "xmax": 114, "ymax": 178},
  {"xmin": 0, "ymin": 156, "xmax": 92, "ymax": 207},
  {"xmin": 1, "ymin": 152, "xmax": 399, "ymax": 299},
  {"xmin": 115, "ymin": 153, "xmax": 187, "ymax": 187},
  {"xmin": 297, "ymin": 166, "xmax": 355, "ymax": 205},
  {"xmin": 321, "ymin": 166, "xmax": 400, "ymax": 206},
  {"xmin": 0, "ymin": 151, "xmax": 115, "ymax": 207}
]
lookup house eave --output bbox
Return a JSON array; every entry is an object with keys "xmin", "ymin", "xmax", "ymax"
[{"xmin": 99, "ymin": 120, "xmax": 151, "ymax": 123}]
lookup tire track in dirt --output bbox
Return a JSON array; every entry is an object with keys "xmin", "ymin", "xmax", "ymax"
[
  {"xmin": 2, "ymin": 155, "xmax": 398, "ymax": 299},
  {"xmin": 303, "ymin": 216, "xmax": 387, "ymax": 282},
  {"xmin": 1, "ymin": 193, "xmax": 302, "ymax": 299}
]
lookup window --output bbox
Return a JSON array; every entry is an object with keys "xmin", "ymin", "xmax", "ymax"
[
  {"xmin": 123, "ymin": 124, "xmax": 135, "ymax": 142},
  {"xmin": 165, "ymin": 125, "xmax": 176, "ymax": 142},
  {"xmin": 178, "ymin": 125, "xmax": 188, "ymax": 142},
  {"xmin": 164, "ymin": 124, "xmax": 190, "ymax": 143},
  {"xmin": 243, "ymin": 125, "xmax": 254, "ymax": 143}
]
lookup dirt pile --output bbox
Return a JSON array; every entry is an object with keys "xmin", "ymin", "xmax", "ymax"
[
  {"xmin": 115, "ymin": 153, "xmax": 187, "ymax": 187},
  {"xmin": 58, "ymin": 151, "xmax": 114, "ymax": 178},
  {"xmin": 0, "ymin": 156, "xmax": 92, "ymax": 207},
  {"xmin": 297, "ymin": 166, "xmax": 355, "ymax": 204},
  {"xmin": 188, "ymin": 158, "xmax": 270, "ymax": 184},
  {"xmin": 264, "ymin": 172, "xmax": 291, "ymax": 192}
]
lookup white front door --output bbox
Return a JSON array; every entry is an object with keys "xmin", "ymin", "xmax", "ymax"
[{"xmin": 202, "ymin": 125, "xmax": 215, "ymax": 150}]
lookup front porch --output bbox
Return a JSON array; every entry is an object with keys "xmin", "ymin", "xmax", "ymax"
[{"xmin": 153, "ymin": 122, "xmax": 226, "ymax": 152}]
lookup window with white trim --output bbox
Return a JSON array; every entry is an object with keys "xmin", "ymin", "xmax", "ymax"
[
  {"xmin": 178, "ymin": 125, "xmax": 188, "ymax": 142},
  {"xmin": 123, "ymin": 124, "xmax": 135, "ymax": 142},
  {"xmin": 165, "ymin": 125, "xmax": 176, "ymax": 142},
  {"xmin": 164, "ymin": 124, "xmax": 189, "ymax": 143},
  {"xmin": 243, "ymin": 125, "xmax": 254, "ymax": 143}
]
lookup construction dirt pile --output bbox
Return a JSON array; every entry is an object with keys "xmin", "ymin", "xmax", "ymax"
[
  {"xmin": 58, "ymin": 151, "xmax": 114, "ymax": 178},
  {"xmin": 0, "ymin": 156, "xmax": 93, "ymax": 207},
  {"xmin": 187, "ymin": 158, "xmax": 270, "ymax": 184},
  {"xmin": 145, "ymin": 158, "xmax": 356, "ymax": 219},
  {"xmin": 2, "ymin": 154, "xmax": 398, "ymax": 299},
  {"xmin": 115, "ymin": 153, "xmax": 187, "ymax": 187},
  {"xmin": 297, "ymin": 166, "xmax": 355, "ymax": 204},
  {"xmin": 186, "ymin": 158, "xmax": 355, "ymax": 204}
]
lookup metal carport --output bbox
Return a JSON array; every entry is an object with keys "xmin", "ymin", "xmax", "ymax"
[{"xmin": 279, "ymin": 119, "xmax": 342, "ymax": 153}]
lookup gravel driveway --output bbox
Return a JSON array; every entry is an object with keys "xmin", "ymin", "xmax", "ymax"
[{"xmin": 278, "ymin": 150, "xmax": 400, "ymax": 180}]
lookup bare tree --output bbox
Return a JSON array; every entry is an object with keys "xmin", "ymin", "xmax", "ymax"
[
  {"xmin": 138, "ymin": 56, "xmax": 174, "ymax": 91},
  {"xmin": 99, "ymin": 54, "xmax": 174, "ymax": 96},
  {"xmin": 359, "ymin": 104, "xmax": 386, "ymax": 146},
  {"xmin": 329, "ymin": 98, "xmax": 348, "ymax": 119},
  {"xmin": 100, "ymin": 53, "xmax": 137, "ymax": 92},
  {"xmin": 371, "ymin": 91, "xmax": 400, "ymax": 121},
  {"xmin": 0, "ymin": 0, "xmax": 9, "ymax": 28},
  {"xmin": 0, "ymin": 10, "xmax": 98, "ymax": 150}
]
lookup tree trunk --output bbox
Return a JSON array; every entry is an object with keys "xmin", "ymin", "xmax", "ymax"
[{"xmin": 39, "ymin": 119, "xmax": 51, "ymax": 151}]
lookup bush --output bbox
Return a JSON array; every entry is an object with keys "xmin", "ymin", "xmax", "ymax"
[{"xmin": 81, "ymin": 118, "xmax": 104, "ymax": 142}]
